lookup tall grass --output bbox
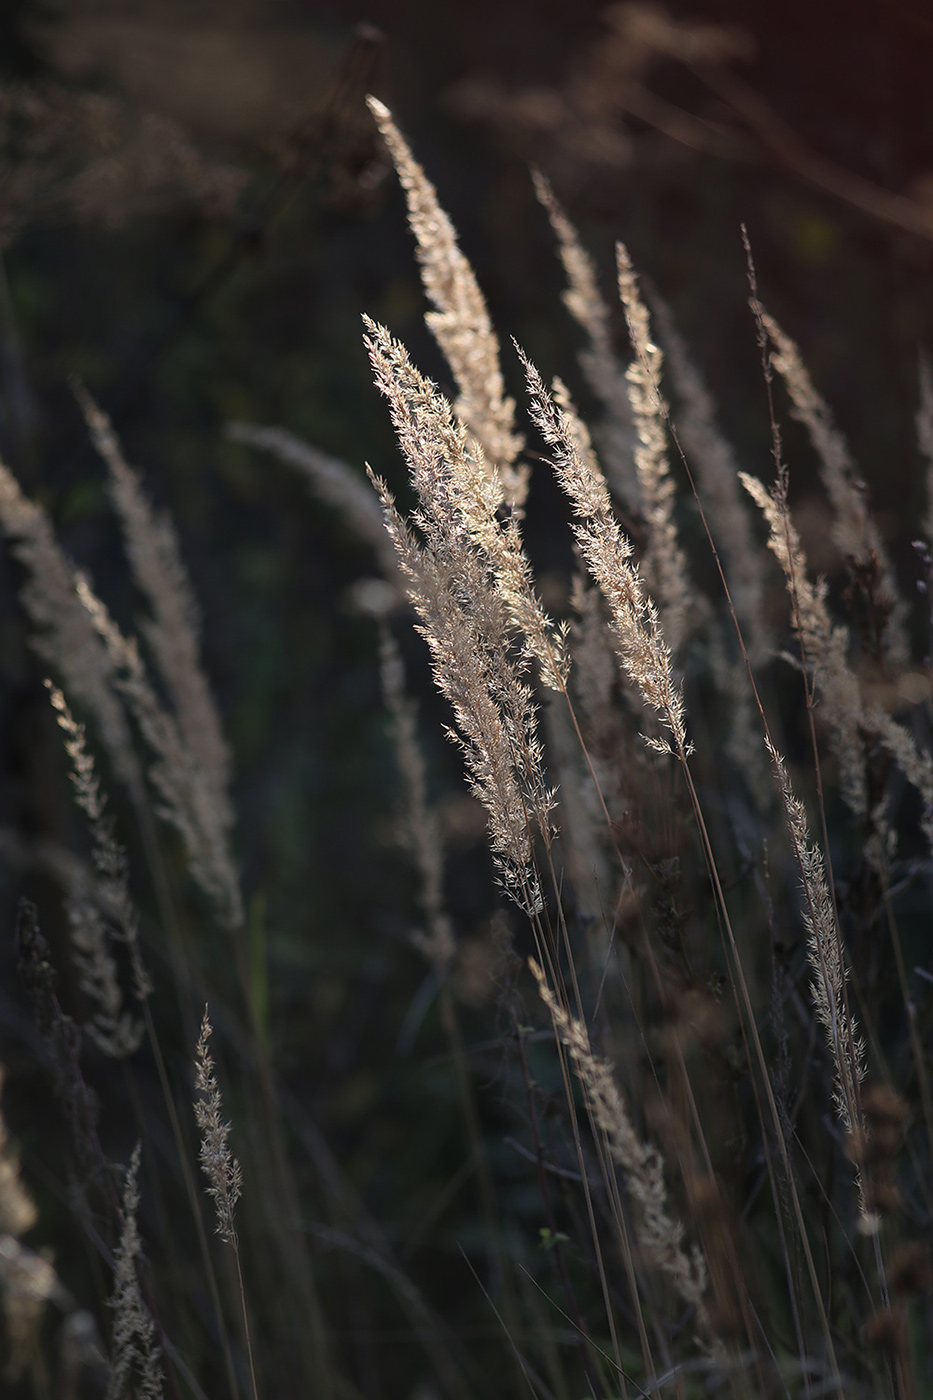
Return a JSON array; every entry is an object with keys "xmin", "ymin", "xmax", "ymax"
[{"xmin": 1, "ymin": 96, "xmax": 932, "ymax": 1400}]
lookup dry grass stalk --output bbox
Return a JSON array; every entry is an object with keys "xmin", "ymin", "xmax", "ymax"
[
  {"xmin": 47, "ymin": 682, "xmax": 149, "ymax": 1056},
  {"xmin": 706, "ymin": 625, "xmax": 773, "ymax": 801},
  {"xmin": 532, "ymin": 171, "xmax": 639, "ymax": 509},
  {"xmin": 551, "ymin": 376, "xmax": 602, "ymax": 484},
  {"xmin": 742, "ymin": 468, "xmax": 933, "ymax": 858},
  {"xmin": 194, "ymin": 1009, "xmax": 242, "ymax": 1248},
  {"xmin": 106, "ymin": 1144, "xmax": 164, "ymax": 1400},
  {"xmin": 364, "ymin": 318, "xmax": 560, "ymax": 907},
  {"xmin": 569, "ymin": 571, "xmax": 629, "ymax": 814},
  {"xmin": 616, "ymin": 243, "xmax": 691, "ymax": 650},
  {"xmin": 560, "ymin": 572, "xmax": 636, "ymax": 930},
  {"xmin": 75, "ymin": 574, "xmax": 244, "ymax": 929},
  {"xmin": 651, "ymin": 295, "xmax": 770, "ymax": 661},
  {"xmin": 372, "ymin": 469, "xmax": 550, "ymax": 907},
  {"xmin": 366, "ymin": 317, "xmax": 566, "ymax": 689},
  {"xmin": 379, "ymin": 624, "xmax": 455, "ymax": 972},
  {"xmin": 765, "ymin": 742, "xmax": 870, "ymax": 1212},
  {"xmin": 363, "ymin": 339, "xmax": 555, "ymax": 910},
  {"xmin": 0, "ymin": 459, "xmax": 138, "ymax": 788},
  {"xmin": 367, "ymin": 97, "xmax": 527, "ymax": 506},
  {"xmin": 866, "ymin": 705, "xmax": 933, "ymax": 854},
  {"xmin": 193, "ymin": 1009, "xmax": 260, "ymax": 1400},
  {"xmin": 763, "ymin": 310, "xmax": 907, "ymax": 660},
  {"xmin": 226, "ymin": 421, "xmax": 403, "ymax": 584},
  {"xmin": 522, "ymin": 352, "xmax": 688, "ymax": 758},
  {"xmin": 77, "ymin": 386, "xmax": 236, "ymax": 865},
  {"xmin": 531, "ymin": 171, "xmax": 612, "ymax": 362},
  {"xmin": 529, "ymin": 959, "xmax": 712, "ymax": 1336},
  {"xmin": 740, "ymin": 470, "xmax": 867, "ymax": 819}
]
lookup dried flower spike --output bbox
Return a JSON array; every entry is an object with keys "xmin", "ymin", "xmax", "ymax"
[
  {"xmin": 379, "ymin": 625, "xmax": 455, "ymax": 973},
  {"xmin": 522, "ymin": 350, "xmax": 689, "ymax": 757},
  {"xmin": 533, "ymin": 172, "xmax": 638, "ymax": 508},
  {"xmin": 365, "ymin": 319, "xmax": 557, "ymax": 910},
  {"xmin": 617, "ymin": 243, "xmax": 690, "ymax": 649},
  {"xmin": 46, "ymin": 681, "xmax": 148, "ymax": 1054},
  {"xmin": 766, "ymin": 739, "xmax": 870, "ymax": 1228},
  {"xmin": 367, "ymin": 96, "xmax": 527, "ymax": 505},
  {"xmin": 530, "ymin": 959, "xmax": 712, "ymax": 1336},
  {"xmin": 75, "ymin": 384, "xmax": 235, "ymax": 862},
  {"xmin": 106, "ymin": 1144, "xmax": 164, "ymax": 1400},
  {"xmin": 194, "ymin": 1007, "xmax": 242, "ymax": 1247},
  {"xmin": 763, "ymin": 308, "xmax": 907, "ymax": 660},
  {"xmin": 76, "ymin": 574, "xmax": 244, "ymax": 930}
]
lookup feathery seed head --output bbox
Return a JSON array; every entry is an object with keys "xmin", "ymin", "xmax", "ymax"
[
  {"xmin": 741, "ymin": 471, "xmax": 867, "ymax": 820},
  {"xmin": 379, "ymin": 624, "xmax": 456, "ymax": 973},
  {"xmin": 77, "ymin": 389, "xmax": 240, "ymax": 909},
  {"xmin": 364, "ymin": 316, "xmax": 567, "ymax": 690},
  {"xmin": 106, "ymin": 1144, "xmax": 164, "ymax": 1400},
  {"xmin": 651, "ymin": 293, "xmax": 770, "ymax": 660},
  {"xmin": 46, "ymin": 681, "xmax": 150, "ymax": 1031},
  {"xmin": 522, "ymin": 350, "xmax": 688, "ymax": 756},
  {"xmin": 364, "ymin": 328, "xmax": 556, "ymax": 910},
  {"xmin": 762, "ymin": 309, "xmax": 906, "ymax": 659},
  {"xmin": 533, "ymin": 169, "xmax": 613, "ymax": 360},
  {"xmin": 366, "ymin": 96, "xmax": 527, "ymax": 504},
  {"xmin": 535, "ymin": 176, "xmax": 639, "ymax": 507},
  {"xmin": 530, "ymin": 959, "xmax": 711, "ymax": 1328},
  {"xmin": 765, "ymin": 740, "xmax": 868, "ymax": 1178},
  {"xmin": 75, "ymin": 574, "xmax": 244, "ymax": 930},
  {"xmin": 194, "ymin": 1007, "xmax": 242, "ymax": 1248},
  {"xmin": 616, "ymin": 243, "xmax": 690, "ymax": 649}
]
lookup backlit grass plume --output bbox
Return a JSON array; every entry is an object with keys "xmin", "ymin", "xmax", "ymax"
[
  {"xmin": 364, "ymin": 319, "xmax": 556, "ymax": 908},
  {"xmin": 741, "ymin": 468, "xmax": 867, "ymax": 819},
  {"xmin": 616, "ymin": 242, "xmax": 691, "ymax": 649},
  {"xmin": 521, "ymin": 349, "xmax": 688, "ymax": 757},
  {"xmin": 193, "ymin": 1008, "xmax": 241, "ymax": 1247},
  {"xmin": 533, "ymin": 170, "xmax": 638, "ymax": 509},
  {"xmin": 367, "ymin": 96, "xmax": 527, "ymax": 506}
]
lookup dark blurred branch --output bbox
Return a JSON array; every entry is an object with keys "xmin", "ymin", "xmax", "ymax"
[
  {"xmin": 692, "ymin": 58, "xmax": 933, "ymax": 242},
  {"xmin": 468, "ymin": 2, "xmax": 933, "ymax": 248},
  {"xmin": 615, "ymin": 81, "xmax": 754, "ymax": 162}
]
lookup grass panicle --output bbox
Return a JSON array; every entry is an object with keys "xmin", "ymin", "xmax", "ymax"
[
  {"xmin": 106, "ymin": 1145, "xmax": 164, "ymax": 1400},
  {"xmin": 367, "ymin": 96, "xmax": 527, "ymax": 506}
]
